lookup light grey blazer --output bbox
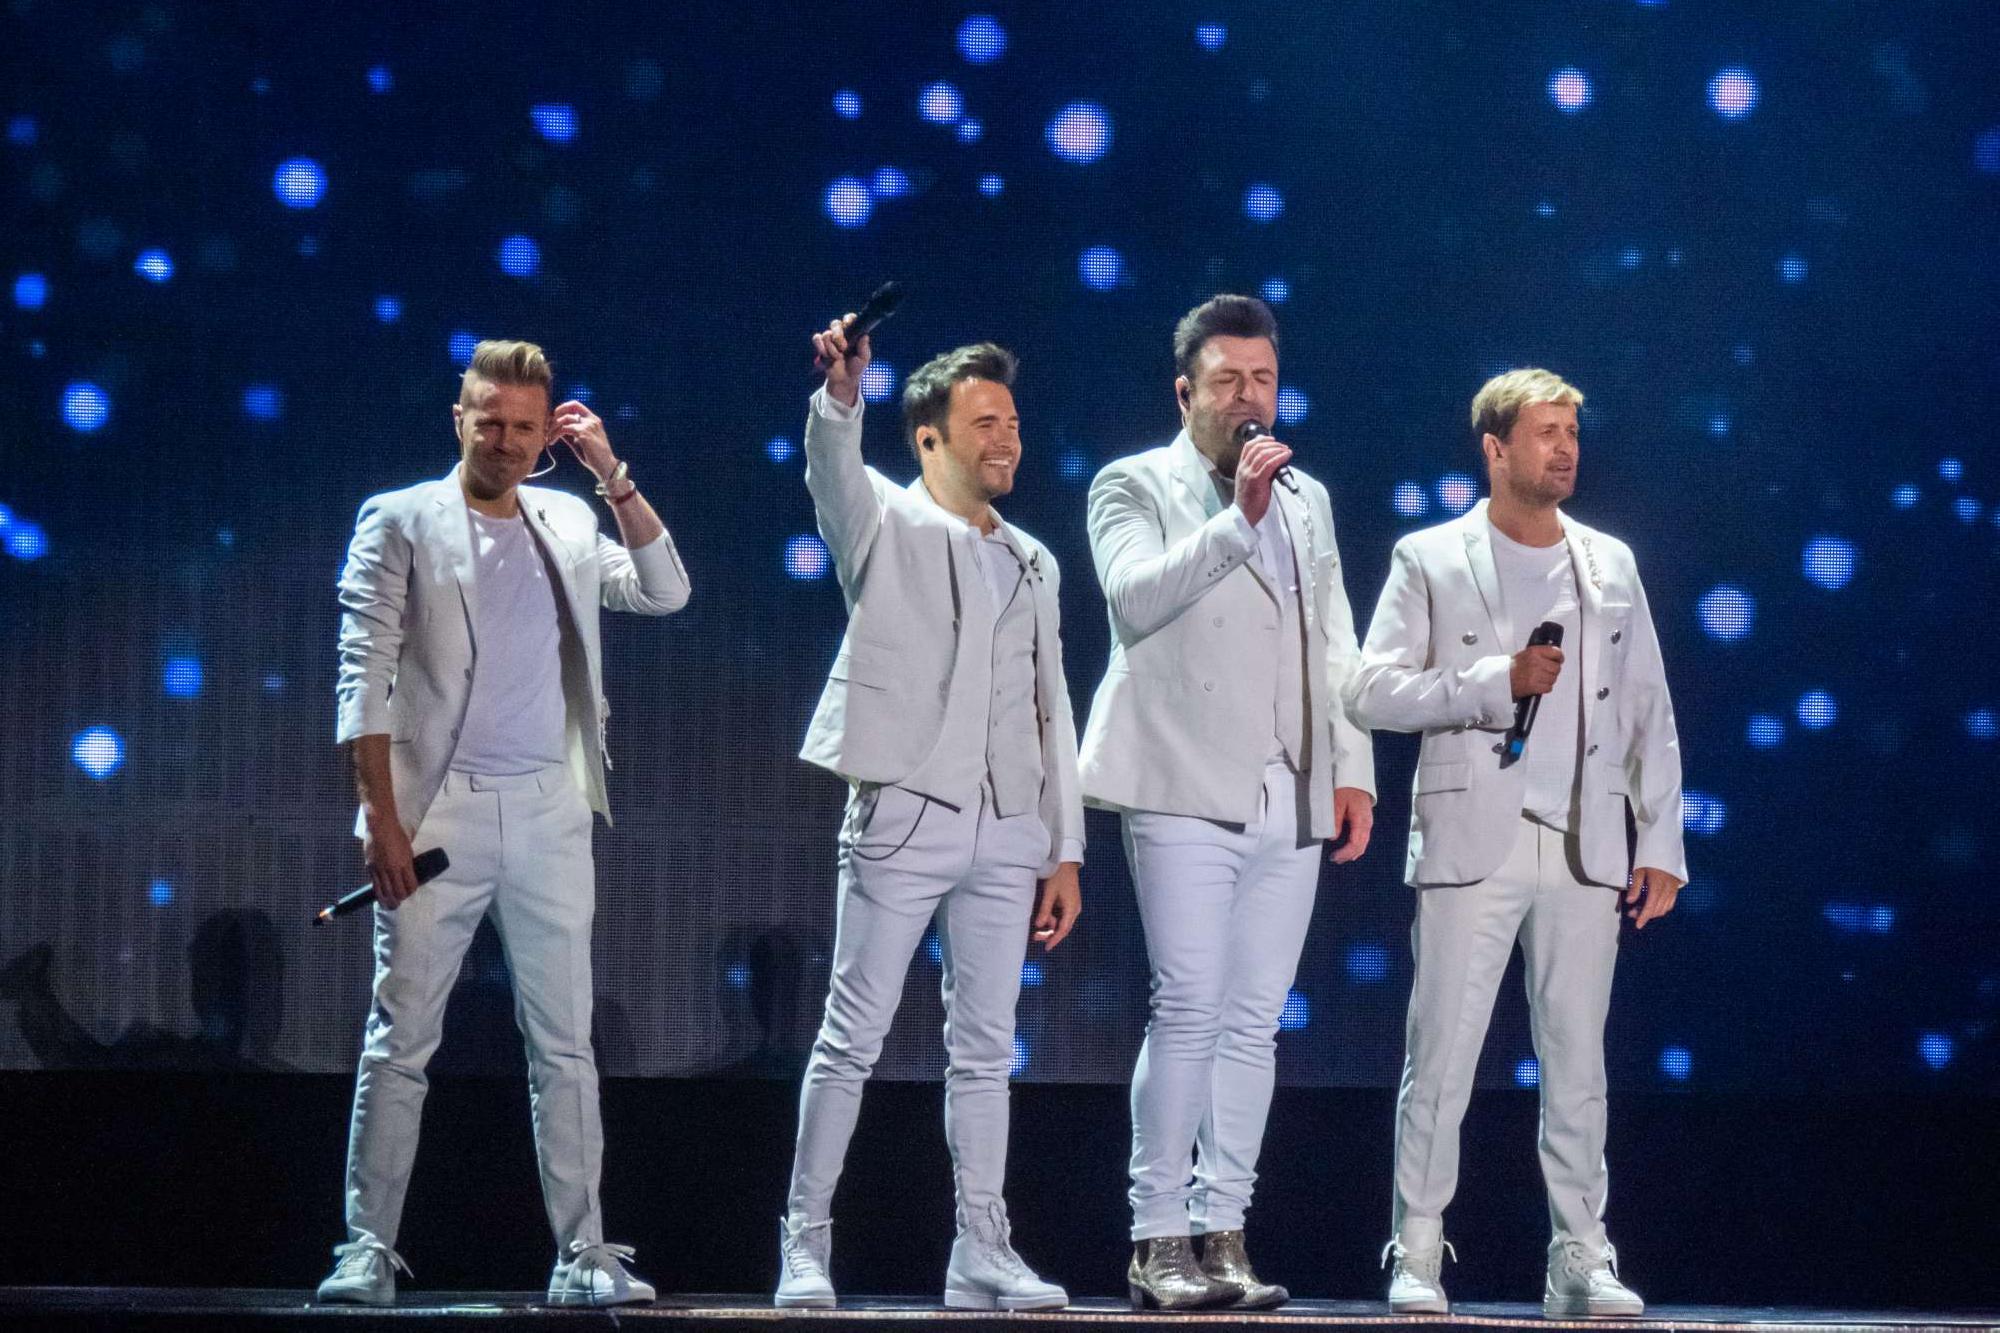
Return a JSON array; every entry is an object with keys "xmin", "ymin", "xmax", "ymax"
[
  {"xmin": 1344, "ymin": 499, "xmax": 1686, "ymax": 888},
  {"xmin": 796, "ymin": 393, "xmax": 1084, "ymax": 877},
  {"xmin": 1077, "ymin": 431, "xmax": 1375, "ymax": 837},
  {"xmin": 334, "ymin": 465, "xmax": 690, "ymax": 836}
]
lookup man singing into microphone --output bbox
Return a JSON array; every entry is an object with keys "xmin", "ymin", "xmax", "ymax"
[
  {"xmin": 1346, "ymin": 369, "xmax": 1685, "ymax": 1317},
  {"xmin": 1079, "ymin": 295, "xmax": 1376, "ymax": 1310},
  {"xmin": 775, "ymin": 315, "xmax": 1083, "ymax": 1311},
  {"xmin": 319, "ymin": 340, "xmax": 688, "ymax": 1307}
]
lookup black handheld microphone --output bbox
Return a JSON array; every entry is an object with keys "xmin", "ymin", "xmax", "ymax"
[
  {"xmin": 1500, "ymin": 621, "xmax": 1565, "ymax": 768},
  {"xmin": 314, "ymin": 847, "xmax": 450, "ymax": 925},
  {"xmin": 1232, "ymin": 419, "xmax": 1300, "ymax": 494},
  {"xmin": 814, "ymin": 281, "xmax": 905, "ymax": 369}
]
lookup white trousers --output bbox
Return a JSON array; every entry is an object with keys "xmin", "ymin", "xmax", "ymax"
[
  {"xmin": 787, "ymin": 785, "xmax": 1046, "ymax": 1228},
  {"xmin": 342, "ymin": 766, "xmax": 604, "ymax": 1253},
  {"xmin": 1124, "ymin": 762, "xmax": 1321, "ymax": 1241},
  {"xmin": 1393, "ymin": 816, "xmax": 1620, "ymax": 1246}
]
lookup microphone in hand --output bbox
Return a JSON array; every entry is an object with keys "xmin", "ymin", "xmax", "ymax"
[
  {"xmin": 315, "ymin": 848, "xmax": 450, "ymax": 925},
  {"xmin": 1232, "ymin": 419, "xmax": 1300, "ymax": 495},
  {"xmin": 1501, "ymin": 621, "xmax": 1565, "ymax": 768}
]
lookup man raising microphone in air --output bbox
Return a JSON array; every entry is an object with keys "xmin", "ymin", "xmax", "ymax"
[
  {"xmin": 1346, "ymin": 369, "xmax": 1685, "ymax": 1317},
  {"xmin": 1079, "ymin": 295, "xmax": 1376, "ymax": 1310},
  {"xmin": 775, "ymin": 314, "xmax": 1084, "ymax": 1311},
  {"xmin": 319, "ymin": 340, "xmax": 688, "ymax": 1307}
]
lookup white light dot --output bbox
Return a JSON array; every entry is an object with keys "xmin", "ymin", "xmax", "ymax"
[
  {"xmin": 1708, "ymin": 68, "xmax": 1759, "ymax": 119},
  {"xmin": 824, "ymin": 176, "xmax": 872, "ymax": 228},
  {"xmin": 1800, "ymin": 536, "xmax": 1855, "ymax": 590},
  {"xmin": 271, "ymin": 157, "xmax": 327, "ymax": 208},
  {"xmin": 1045, "ymin": 102, "xmax": 1113, "ymax": 163},
  {"xmin": 1548, "ymin": 67, "xmax": 1593, "ymax": 112},
  {"xmin": 918, "ymin": 81, "xmax": 963, "ymax": 125},
  {"xmin": 1697, "ymin": 585, "xmax": 1755, "ymax": 640},
  {"xmin": 784, "ymin": 534, "xmax": 831, "ymax": 581}
]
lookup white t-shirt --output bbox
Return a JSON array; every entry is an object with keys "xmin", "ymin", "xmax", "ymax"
[
  {"xmin": 450, "ymin": 509, "xmax": 568, "ymax": 776},
  {"xmin": 1489, "ymin": 523, "xmax": 1582, "ymax": 830}
]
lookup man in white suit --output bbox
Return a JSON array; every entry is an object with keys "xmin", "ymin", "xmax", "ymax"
[
  {"xmin": 1079, "ymin": 295, "xmax": 1376, "ymax": 1311},
  {"xmin": 1346, "ymin": 369, "xmax": 1685, "ymax": 1317},
  {"xmin": 776, "ymin": 316, "xmax": 1083, "ymax": 1311},
  {"xmin": 320, "ymin": 340, "xmax": 689, "ymax": 1307}
]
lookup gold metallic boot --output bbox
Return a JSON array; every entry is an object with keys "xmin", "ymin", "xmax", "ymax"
[
  {"xmin": 1127, "ymin": 1236, "xmax": 1244, "ymax": 1311},
  {"xmin": 1198, "ymin": 1230, "xmax": 1289, "ymax": 1309}
]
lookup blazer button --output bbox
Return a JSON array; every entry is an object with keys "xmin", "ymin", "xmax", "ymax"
[
  {"xmin": 1611, "ymin": 629, "xmax": 1623, "ymax": 644},
  {"xmin": 1587, "ymin": 744, "xmax": 1599, "ymax": 756},
  {"xmin": 1462, "ymin": 631, "xmax": 1479, "ymax": 645},
  {"xmin": 1212, "ymin": 615, "xmax": 1225, "ymax": 628},
  {"xmin": 463, "ymin": 668, "xmax": 473, "ymax": 680},
  {"xmin": 938, "ymin": 683, "xmax": 950, "ymax": 697},
  {"xmin": 1491, "ymin": 742, "xmax": 1504, "ymax": 755},
  {"xmin": 1597, "ymin": 687, "xmax": 1610, "ymax": 700},
  {"xmin": 1203, "ymin": 681, "xmax": 1216, "ymax": 693},
  {"xmin": 450, "ymin": 727, "xmax": 461, "ymax": 740}
]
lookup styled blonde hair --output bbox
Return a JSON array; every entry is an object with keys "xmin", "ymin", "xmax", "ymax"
[
  {"xmin": 1470, "ymin": 368, "xmax": 1583, "ymax": 446},
  {"xmin": 460, "ymin": 339, "xmax": 553, "ymax": 406}
]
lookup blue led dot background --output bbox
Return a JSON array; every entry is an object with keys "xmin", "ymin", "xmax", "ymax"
[{"xmin": 2, "ymin": 2, "xmax": 1996, "ymax": 1091}]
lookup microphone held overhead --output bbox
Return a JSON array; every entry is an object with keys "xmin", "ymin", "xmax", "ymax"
[
  {"xmin": 813, "ymin": 280, "xmax": 906, "ymax": 370},
  {"xmin": 1232, "ymin": 419, "xmax": 1300, "ymax": 494},
  {"xmin": 1500, "ymin": 621, "xmax": 1566, "ymax": 768},
  {"xmin": 314, "ymin": 847, "xmax": 451, "ymax": 925}
]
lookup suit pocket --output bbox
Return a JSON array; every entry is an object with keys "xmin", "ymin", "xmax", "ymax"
[
  {"xmin": 1415, "ymin": 761, "xmax": 1469, "ymax": 795},
  {"xmin": 842, "ymin": 637, "xmax": 901, "ymax": 689}
]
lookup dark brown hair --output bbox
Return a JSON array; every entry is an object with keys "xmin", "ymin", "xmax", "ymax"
[
  {"xmin": 1173, "ymin": 295, "xmax": 1279, "ymax": 381},
  {"xmin": 900, "ymin": 342, "xmax": 1019, "ymax": 460}
]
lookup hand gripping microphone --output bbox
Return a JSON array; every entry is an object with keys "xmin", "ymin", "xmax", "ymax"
[
  {"xmin": 1232, "ymin": 419, "xmax": 1300, "ymax": 495},
  {"xmin": 314, "ymin": 848, "xmax": 450, "ymax": 925},
  {"xmin": 1500, "ymin": 621, "xmax": 1565, "ymax": 768},
  {"xmin": 813, "ymin": 281, "xmax": 906, "ymax": 369}
]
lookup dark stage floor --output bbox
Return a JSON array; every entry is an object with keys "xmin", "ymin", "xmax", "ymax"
[{"xmin": 1, "ymin": 1290, "xmax": 1994, "ymax": 1332}]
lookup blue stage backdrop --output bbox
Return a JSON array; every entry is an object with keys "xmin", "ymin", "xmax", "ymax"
[{"xmin": 2, "ymin": 2, "xmax": 1995, "ymax": 1090}]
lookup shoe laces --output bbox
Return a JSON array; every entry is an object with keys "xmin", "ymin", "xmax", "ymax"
[
  {"xmin": 1380, "ymin": 1237, "xmax": 1456, "ymax": 1281},
  {"xmin": 783, "ymin": 1218, "xmax": 833, "ymax": 1275},
  {"xmin": 1558, "ymin": 1238, "xmax": 1619, "ymax": 1283},
  {"xmin": 561, "ymin": 1241, "xmax": 637, "ymax": 1293},
  {"xmin": 970, "ymin": 1203, "xmax": 1029, "ymax": 1278},
  {"xmin": 333, "ymin": 1240, "xmax": 412, "ymax": 1280}
]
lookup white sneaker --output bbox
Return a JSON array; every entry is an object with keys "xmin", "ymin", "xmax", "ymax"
[
  {"xmin": 1544, "ymin": 1237, "xmax": 1645, "ymax": 1317},
  {"xmin": 944, "ymin": 1202, "xmax": 1068, "ymax": 1311},
  {"xmin": 547, "ymin": 1241, "xmax": 656, "ymax": 1306},
  {"xmin": 775, "ymin": 1214, "xmax": 835, "ymax": 1308},
  {"xmin": 1382, "ymin": 1219, "xmax": 1454, "ymax": 1315},
  {"xmin": 315, "ymin": 1240, "xmax": 411, "ymax": 1306}
]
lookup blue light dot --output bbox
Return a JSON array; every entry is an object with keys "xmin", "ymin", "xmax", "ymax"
[
  {"xmin": 1778, "ymin": 254, "xmax": 1808, "ymax": 284},
  {"xmin": 215, "ymin": 527, "xmax": 235, "ymax": 549},
  {"xmin": 1891, "ymin": 484, "xmax": 1919, "ymax": 510},
  {"xmin": 1706, "ymin": 413, "xmax": 1732, "ymax": 437},
  {"xmin": 1658, "ymin": 1045, "xmax": 1692, "ymax": 1081},
  {"xmin": 133, "ymin": 248, "xmax": 174, "ymax": 283},
  {"xmin": 374, "ymin": 295, "xmax": 401, "ymax": 323},
  {"xmin": 1801, "ymin": 536, "xmax": 1855, "ymax": 590},
  {"xmin": 1436, "ymin": 473, "xmax": 1478, "ymax": 515},
  {"xmin": 72, "ymin": 726, "xmax": 126, "ymax": 779},
  {"xmin": 448, "ymin": 331, "xmax": 480, "ymax": 365},
  {"xmin": 978, "ymin": 173, "xmax": 1004, "ymax": 197},
  {"xmin": 530, "ymin": 103, "xmax": 578, "ymax": 143},
  {"xmin": 1276, "ymin": 386, "xmax": 1309, "ymax": 425},
  {"xmin": 148, "ymin": 879, "xmax": 175, "ymax": 907},
  {"xmin": 1618, "ymin": 246, "xmax": 1643, "ymax": 270},
  {"xmin": 765, "ymin": 435, "xmax": 796, "ymax": 464},
  {"xmin": 15, "ymin": 272, "xmax": 48, "ymax": 310},
  {"xmin": 497, "ymin": 234, "xmax": 541, "ymax": 277},
  {"xmin": 925, "ymin": 931, "xmax": 943, "ymax": 966},
  {"xmin": 1975, "ymin": 129, "xmax": 2000, "ymax": 174},
  {"xmin": 241, "ymin": 384, "xmax": 284, "ymax": 421},
  {"xmin": 1954, "ymin": 497, "xmax": 1981, "ymax": 524},
  {"xmin": 1345, "ymin": 944, "xmax": 1390, "ymax": 984},
  {"xmin": 1548, "ymin": 67, "xmax": 1593, "ymax": 112},
  {"xmin": 366, "ymin": 64, "xmax": 393, "ymax": 94},
  {"xmin": 1195, "ymin": 23, "xmax": 1227, "ymax": 51},
  {"xmin": 0, "ymin": 503, "xmax": 12, "ymax": 530},
  {"xmin": 724, "ymin": 963, "xmax": 750, "ymax": 990},
  {"xmin": 1867, "ymin": 905, "xmax": 1896, "ymax": 935},
  {"xmin": 1078, "ymin": 245, "xmax": 1125, "ymax": 292},
  {"xmin": 1681, "ymin": 790, "xmax": 1727, "ymax": 836},
  {"xmin": 832, "ymin": 89, "xmax": 862, "ymax": 120},
  {"xmin": 1535, "ymin": 200, "xmax": 1557, "ymax": 217},
  {"xmin": 824, "ymin": 176, "xmax": 872, "ymax": 228},
  {"xmin": 1020, "ymin": 960, "xmax": 1044, "ymax": 987},
  {"xmin": 870, "ymin": 166, "xmax": 911, "ymax": 198},
  {"xmin": 784, "ymin": 534, "xmax": 831, "ymax": 581},
  {"xmin": 1260, "ymin": 277, "xmax": 1290, "ymax": 304},
  {"xmin": 1937, "ymin": 457, "xmax": 1963, "ymax": 482},
  {"xmin": 6, "ymin": 115, "xmax": 36, "ymax": 146},
  {"xmin": 1733, "ymin": 345, "xmax": 1755, "ymax": 365},
  {"xmin": 61, "ymin": 382, "xmax": 111, "ymax": 433},
  {"xmin": 271, "ymin": 157, "xmax": 327, "ymax": 209},
  {"xmin": 1278, "ymin": 990, "xmax": 1311, "ymax": 1031},
  {"xmin": 1796, "ymin": 690, "xmax": 1838, "ymax": 731},
  {"xmin": 6, "ymin": 521, "xmax": 49, "ymax": 561},
  {"xmin": 859, "ymin": 361, "xmax": 896, "ymax": 403},
  {"xmin": 1708, "ymin": 68, "xmax": 1759, "ymax": 119},
  {"xmin": 1696, "ymin": 585, "xmax": 1755, "ymax": 641},
  {"xmin": 1918, "ymin": 1033, "xmax": 1955, "ymax": 1071},
  {"xmin": 1822, "ymin": 902, "xmax": 1863, "ymax": 934},
  {"xmin": 1746, "ymin": 713, "xmax": 1785, "ymax": 749},
  {"xmin": 298, "ymin": 235, "xmax": 320, "ymax": 258},
  {"xmin": 1010, "ymin": 1035, "xmax": 1030, "ymax": 1075},
  {"xmin": 918, "ymin": 81, "xmax": 964, "ymax": 124},
  {"xmin": 957, "ymin": 15, "xmax": 1007, "ymax": 64},
  {"xmin": 1243, "ymin": 183, "xmax": 1285, "ymax": 221},
  {"xmin": 1057, "ymin": 449, "xmax": 1089, "ymax": 482},
  {"xmin": 262, "ymin": 673, "xmax": 286, "ymax": 693},
  {"xmin": 1392, "ymin": 482, "xmax": 1431, "ymax": 517},
  {"xmin": 1966, "ymin": 708, "xmax": 1998, "ymax": 741},
  {"xmin": 1513, "ymin": 1057, "xmax": 1541, "ymax": 1088},
  {"xmin": 162, "ymin": 656, "xmax": 203, "ymax": 699},
  {"xmin": 956, "ymin": 117, "xmax": 983, "ymax": 143},
  {"xmin": 1046, "ymin": 102, "xmax": 1113, "ymax": 163}
]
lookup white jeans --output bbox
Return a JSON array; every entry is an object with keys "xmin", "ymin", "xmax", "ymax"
[
  {"xmin": 1124, "ymin": 762, "xmax": 1321, "ymax": 1241},
  {"xmin": 1393, "ymin": 816, "xmax": 1620, "ymax": 1246},
  {"xmin": 787, "ymin": 785, "xmax": 1046, "ymax": 1228},
  {"xmin": 341, "ymin": 766, "xmax": 604, "ymax": 1253}
]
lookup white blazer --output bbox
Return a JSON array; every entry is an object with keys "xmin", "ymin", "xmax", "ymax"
[
  {"xmin": 1077, "ymin": 431, "xmax": 1375, "ymax": 836},
  {"xmin": 1344, "ymin": 500, "xmax": 1685, "ymax": 888},
  {"xmin": 334, "ymin": 465, "xmax": 690, "ymax": 836},
  {"xmin": 796, "ymin": 394, "xmax": 1085, "ymax": 877}
]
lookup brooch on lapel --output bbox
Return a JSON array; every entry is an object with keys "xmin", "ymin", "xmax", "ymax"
[
  {"xmin": 1580, "ymin": 534, "xmax": 1603, "ymax": 591},
  {"xmin": 1026, "ymin": 548, "xmax": 1045, "ymax": 583}
]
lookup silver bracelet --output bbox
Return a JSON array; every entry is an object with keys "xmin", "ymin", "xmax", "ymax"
[{"xmin": 593, "ymin": 460, "xmax": 630, "ymax": 497}]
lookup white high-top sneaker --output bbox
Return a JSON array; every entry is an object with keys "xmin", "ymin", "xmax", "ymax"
[
  {"xmin": 775, "ymin": 1214, "xmax": 836, "ymax": 1308},
  {"xmin": 944, "ymin": 1202, "xmax": 1068, "ymax": 1311},
  {"xmin": 315, "ymin": 1240, "xmax": 411, "ymax": 1306},
  {"xmin": 547, "ymin": 1241, "xmax": 656, "ymax": 1306},
  {"xmin": 1382, "ymin": 1217, "xmax": 1454, "ymax": 1315},
  {"xmin": 1544, "ymin": 1236, "xmax": 1645, "ymax": 1317}
]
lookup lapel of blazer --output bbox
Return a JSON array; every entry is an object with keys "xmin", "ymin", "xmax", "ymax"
[
  {"xmin": 517, "ymin": 487, "xmax": 588, "ymax": 627},
  {"xmin": 1562, "ymin": 513, "xmax": 1605, "ymax": 744},
  {"xmin": 989, "ymin": 514, "xmax": 1058, "ymax": 729},
  {"xmin": 1169, "ymin": 431, "xmax": 1275, "ymax": 605},
  {"xmin": 432, "ymin": 467, "xmax": 479, "ymax": 641},
  {"xmin": 1272, "ymin": 481, "xmax": 1315, "ymax": 627},
  {"xmin": 1460, "ymin": 499, "xmax": 1513, "ymax": 651}
]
